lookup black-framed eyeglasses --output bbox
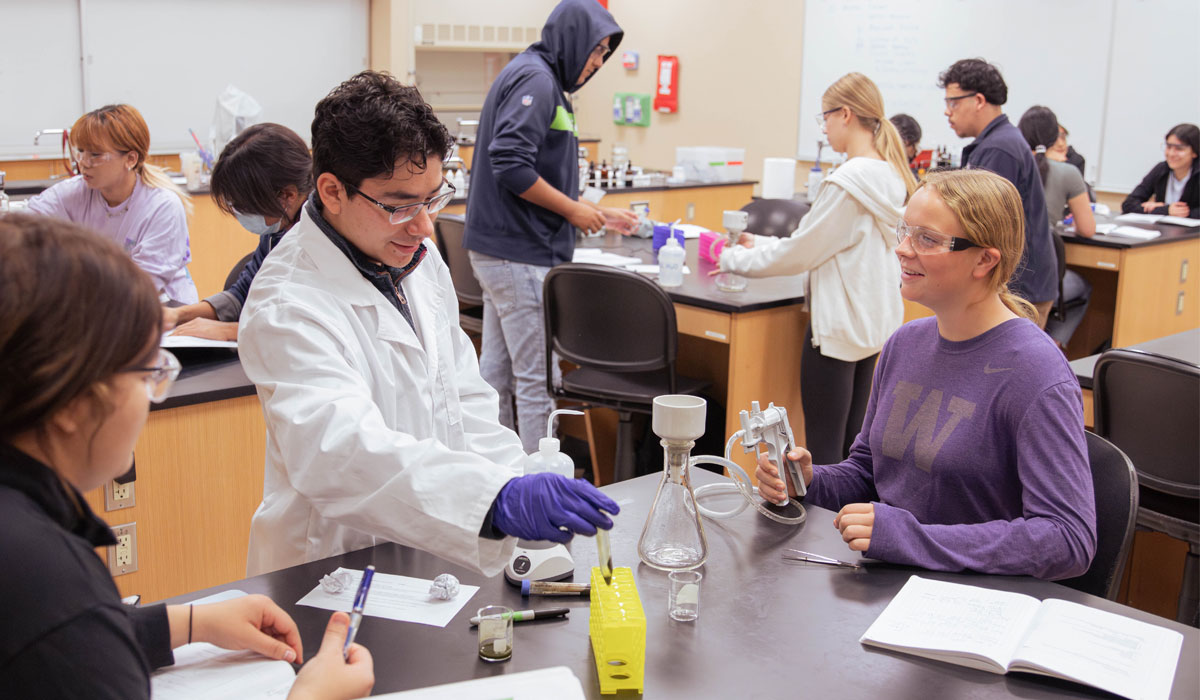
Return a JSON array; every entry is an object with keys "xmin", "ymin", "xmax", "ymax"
[
  {"xmin": 343, "ymin": 178, "xmax": 456, "ymax": 225},
  {"xmin": 121, "ymin": 348, "xmax": 181, "ymax": 403},
  {"xmin": 589, "ymin": 43, "xmax": 613, "ymax": 61},
  {"xmin": 814, "ymin": 107, "xmax": 843, "ymax": 127},
  {"xmin": 895, "ymin": 220, "xmax": 981, "ymax": 255},
  {"xmin": 944, "ymin": 92, "xmax": 979, "ymax": 109}
]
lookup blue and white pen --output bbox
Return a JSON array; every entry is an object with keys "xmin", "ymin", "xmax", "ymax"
[{"xmin": 343, "ymin": 565, "xmax": 375, "ymax": 660}]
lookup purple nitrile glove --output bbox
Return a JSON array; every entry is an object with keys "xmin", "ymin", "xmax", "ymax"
[{"xmin": 491, "ymin": 473, "xmax": 620, "ymax": 543}]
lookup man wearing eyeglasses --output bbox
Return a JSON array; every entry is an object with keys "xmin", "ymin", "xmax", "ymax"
[
  {"xmin": 464, "ymin": 0, "xmax": 635, "ymax": 454},
  {"xmin": 236, "ymin": 71, "xmax": 619, "ymax": 578},
  {"xmin": 938, "ymin": 58, "xmax": 1057, "ymax": 328}
]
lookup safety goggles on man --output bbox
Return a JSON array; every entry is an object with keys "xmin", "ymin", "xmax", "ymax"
[
  {"xmin": 895, "ymin": 220, "xmax": 981, "ymax": 255},
  {"xmin": 343, "ymin": 178, "xmax": 457, "ymax": 225},
  {"xmin": 122, "ymin": 348, "xmax": 181, "ymax": 403}
]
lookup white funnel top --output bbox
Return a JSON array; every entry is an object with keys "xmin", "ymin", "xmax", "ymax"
[{"xmin": 652, "ymin": 395, "xmax": 707, "ymax": 442}]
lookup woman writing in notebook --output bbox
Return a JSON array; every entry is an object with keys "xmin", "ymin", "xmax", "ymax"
[
  {"xmin": 756, "ymin": 169, "xmax": 1097, "ymax": 580},
  {"xmin": 0, "ymin": 214, "xmax": 373, "ymax": 699},
  {"xmin": 716, "ymin": 72, "xmax": 917, "ymax": 466},
  {"xmin": 165, "ymin": 123, "xmax": 314, "ymax": 340},
  {"xmin": 24, "ymin": 104, "xmax": 198, "ymax": 304}
]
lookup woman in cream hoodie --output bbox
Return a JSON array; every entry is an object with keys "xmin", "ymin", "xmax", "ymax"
[{"xmin": 719, "ymin": 72, "xmax": 916, "ymax": 464}]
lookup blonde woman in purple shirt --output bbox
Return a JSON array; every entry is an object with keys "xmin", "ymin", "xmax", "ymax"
[
  {"xmin": 25, "ymin": 104, "xmax": 196, "ymax": 303},
  {"xmin": 757, "ymin": 169, "xmax": 1097, "ymax": 580}
]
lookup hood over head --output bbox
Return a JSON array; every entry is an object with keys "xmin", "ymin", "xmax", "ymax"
[{"xmin": 530, "ymin": 0, "xmax": 623, "ymax": 93}]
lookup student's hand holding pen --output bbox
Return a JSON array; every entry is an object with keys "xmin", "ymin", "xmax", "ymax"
[
  {"xmin": 754, "ymin": 447, "xmax": 813, "ymax": 505},
  {"xmin": 289, "ymin": 612, "xmax": 376, "ymax": 700}
]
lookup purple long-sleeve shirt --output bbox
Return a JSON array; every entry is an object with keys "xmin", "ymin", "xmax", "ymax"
[
  {"xmin": 25, "ymin": 175, "xmax": 196, "ymax": 303},
  {"xmin": 806, "ymin": 317, "xmax": 1096, "ymax": 580}
]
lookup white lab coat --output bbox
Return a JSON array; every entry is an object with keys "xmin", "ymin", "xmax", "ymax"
[{"xmin": 238, "ymin": 207, "xmax": 526, "ymax": 577}]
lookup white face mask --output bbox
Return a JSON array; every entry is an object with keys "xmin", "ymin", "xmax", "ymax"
[{"xmin": 233, "ymin": 209, "xmax": 283, "ymax": 236}]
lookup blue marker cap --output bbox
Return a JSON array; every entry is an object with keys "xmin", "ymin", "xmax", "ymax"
[{"xmin": 521, "ymin": 579, "xmax": 532, "ymax": 596}]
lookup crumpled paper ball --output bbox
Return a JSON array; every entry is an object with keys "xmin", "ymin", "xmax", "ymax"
[
  {"xmin": 429, "ymin": 573, "xmax": 460, "ymax": 600},
  {"xmin": 318, "ymin": 569, "xmax": 356, "ymax": 594}
]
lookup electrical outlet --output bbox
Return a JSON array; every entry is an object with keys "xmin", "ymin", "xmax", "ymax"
[
  {"xmin": 108, "ymin": 522, "xmax": 138, "ymax": 576},
  {"xmin": 105, "ymin": 479, "xmax": 135, "ymax": 511}
]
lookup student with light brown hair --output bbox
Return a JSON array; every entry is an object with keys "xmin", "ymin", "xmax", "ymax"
[
  {"xmin": 24, "ymin": 104, "xmax": 197, "ymax": 303},
  {"xmin": 717, "ymin": 71, "xmax": 916, "ymax": 465},
  {"xmin": 757, "ymin": 169, "xmax": 1096, "ymax": 580},
  {"xmin": 0, "ymin": 213, "xmax": 373, "ymax": 699}
]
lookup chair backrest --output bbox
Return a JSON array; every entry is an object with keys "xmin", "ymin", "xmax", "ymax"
[
  {"xmin": 433, "ymin": 214, "xmax": 484, "ymax": 306},
  {"xmin": 543, "ymin": 263, "xmax": 679, "ymax": 386},
  {"xmin": 1093, "ymin": 348, "xmax": 1200, "ymax": 499},
  {"xmin": 224, "ymin": 251, "xmax": 256, "ymax": 290},
  {"xmin": 1059, "ymin": 431, "xmax": 1139, "ymax": 600},
  {"xmin": 740, "ymin": 198, "xmax": 811, "ymax": 238},
  {"xmin": 1051, "ymin": 231, "xmax": 1068, "ymax": 320}
]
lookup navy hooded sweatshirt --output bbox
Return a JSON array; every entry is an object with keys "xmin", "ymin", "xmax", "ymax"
[{"xmin": 463, "ymin": 0, "xmax": 622, "ymax": 266}]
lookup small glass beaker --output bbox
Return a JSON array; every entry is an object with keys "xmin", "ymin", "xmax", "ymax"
[
  {"xmin": 668, "ymin": 570, "xmax": 702, "ymax": 621},
  {"xmin": 477, "ymin": 605, "xmax": 513, "ymax": 662}
]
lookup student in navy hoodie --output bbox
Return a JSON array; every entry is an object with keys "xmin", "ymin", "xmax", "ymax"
[{"xmin": 464, "ymin": 0, "xmax": 637, "ymax": 453}]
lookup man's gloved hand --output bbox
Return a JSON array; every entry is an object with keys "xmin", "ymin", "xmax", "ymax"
[{"xmin": 491, "ymin": 473, "xmax": 619, "ymax": 543}]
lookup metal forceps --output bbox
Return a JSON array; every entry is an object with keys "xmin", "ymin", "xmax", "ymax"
[{"xmin": 782, "ymin": 549, "xmax": 862, "ymax": 570}]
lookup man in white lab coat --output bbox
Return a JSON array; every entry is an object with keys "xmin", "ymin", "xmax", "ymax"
[{"xmin": 238, "ymin": 71, "xmax": 617, "ymax": 577}]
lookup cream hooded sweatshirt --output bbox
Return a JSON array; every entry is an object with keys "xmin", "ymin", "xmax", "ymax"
[{"xmin": 719, "ymin": 157, "xmax": 905, "ymax": 362}]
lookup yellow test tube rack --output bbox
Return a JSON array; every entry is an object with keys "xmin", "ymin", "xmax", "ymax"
[{"xmin": 588, "ymin": 566, "xmax": 645, "ymax": 694}]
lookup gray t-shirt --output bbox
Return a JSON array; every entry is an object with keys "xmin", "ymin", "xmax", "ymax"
[{"xmin": 1043, "ymin": 159, "xmax": 1087, "ymax": 226}]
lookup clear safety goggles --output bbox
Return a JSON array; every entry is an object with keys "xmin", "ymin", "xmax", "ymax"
[
  {"xmin": 895, "ymin": 220, "xmax": 981, "ymax": 255},
  {"xmin": 71, "ymin": 148, "xmax": 128, "ymax": 167}
]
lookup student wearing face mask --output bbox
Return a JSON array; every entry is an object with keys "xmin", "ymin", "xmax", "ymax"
[
  {"xmin": 164, "ymin": 124, "xmax": 313, "ymax": 341},
  {"xmin": 23, "ymin": 104, "xmax": 196, "ymax": 304}
]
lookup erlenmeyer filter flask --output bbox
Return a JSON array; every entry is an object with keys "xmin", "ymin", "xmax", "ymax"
[{"xmin": 638, "ymin": 395, "xmax": 708, "ymax": 571}]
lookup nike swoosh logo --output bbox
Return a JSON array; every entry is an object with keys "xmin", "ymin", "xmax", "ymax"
[{"xmin": 983, "ymin": 364, "xmax": 1012, "ymax": 374}]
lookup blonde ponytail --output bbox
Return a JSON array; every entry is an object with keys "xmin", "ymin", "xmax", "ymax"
[
  {"xmin": 999, "ymin": 289, "xmax": 1038, "ymax": 322},
  {"xmin": 822, "ymin": 72, "xmax": 918, "ymax": 200},
  {"xmin": 874, "ymin": 118, "xmax": 918, "ymax": 200},
  {"xmin": 139, "ymin": 163, "xmax": 193, "ymax": 216}
]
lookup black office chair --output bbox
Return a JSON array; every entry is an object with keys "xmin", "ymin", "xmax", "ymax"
[
  {"xmin": 432, "ymin": 214, "xmax": 484, "ymax": 335},
  {"xmin": 1059, "ymin": 432, "xmax": 1139, "ymax": 600},
  {"xmin": 223, "ymin": 251, "xmax": 255, "ymax": 290},
  {"xmin": 543, "ymin": 263, "xmax": 711, "ymax": 483},
  {"xmin": 1094, "ymin": 348, "xmax": 1200, "ymax": 625},
  {"xmin": 1044, "ymin": 231, "xmax": 1092, "ymax": 348},
  {"xmin": 740, "ymin": 198, "xmax": 811, "ymax": 238}
]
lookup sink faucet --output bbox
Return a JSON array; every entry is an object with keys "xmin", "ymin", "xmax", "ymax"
[{"xmin": 34, "ymin": 128, "xmax": 69, "ymax": 145}]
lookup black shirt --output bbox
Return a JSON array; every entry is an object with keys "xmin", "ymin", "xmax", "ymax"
[
  {"xmin": 0, "ymin": 442, "xmax": 173, "ymax": 698},
  {"xmin": 1122, "ymin": 160, "xmax": 1200, "ymax": 219},
  {"xmin": 306, "ymin": 193, "xmax": 427, "ymax": 331}
]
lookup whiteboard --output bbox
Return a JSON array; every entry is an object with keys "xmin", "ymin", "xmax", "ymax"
[
  {"xmin": 0, "ymin": 0, "xmax": 84, "ymax": 158},
  {"xmin": 1098, "ymin": 0, "xmax": 1200, "ymax": 192},
  {"xmin": 80, "ymin": 0, "xmax": 367, "ymax": 153},
  {"xmin": 799, "ymin": 0, "xmax": 1198, "ymax": 192}
]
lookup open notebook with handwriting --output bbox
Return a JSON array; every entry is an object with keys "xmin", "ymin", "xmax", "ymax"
[{"xmin": 860, "ymin": 576, "xmax": 1183, "ymax": 700}]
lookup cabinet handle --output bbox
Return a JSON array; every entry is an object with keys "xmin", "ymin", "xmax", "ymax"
[
  {"xmin": 1181, "ymin": 258, "xmax": 1189, "ymax": 284},
  {"xmin": 1177, "ymin": 291, "xmax": 1185, "ymax": 316}
]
